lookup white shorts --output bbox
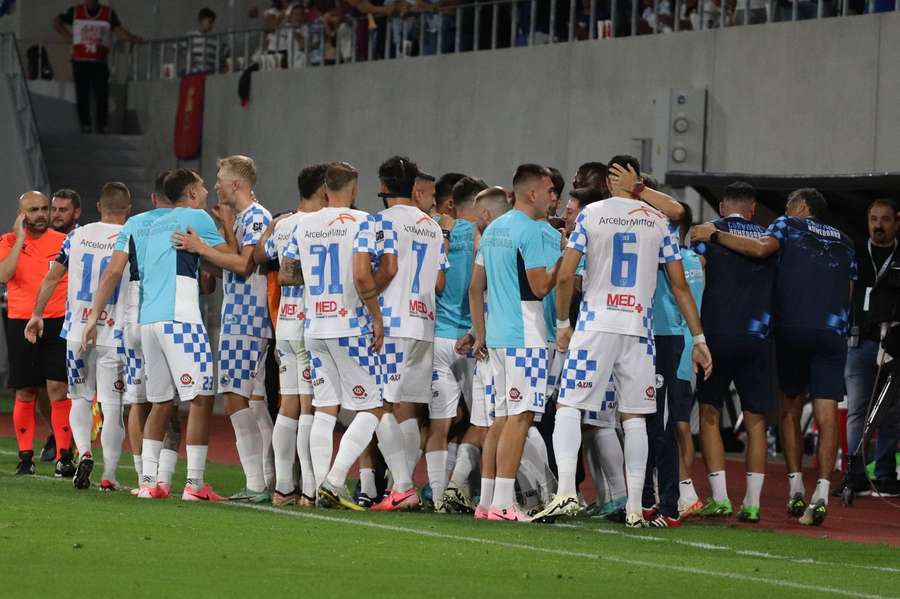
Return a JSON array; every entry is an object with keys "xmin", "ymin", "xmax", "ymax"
[
  {"xmin": 217, "ymin": 334, "xmax": 268, "ymax": 398},
  {"xmin": 488, "ymin": 346, "xmax": 548, "ymax": 418},
  {"xmin": 382, "ymin": 336, "xmax": 434, "ymax": 405},
  {"xmin": 470, "ymin": 356, "xmax": 494, "ymax": 427},
  {"xmin": 122, "ymin": 323, "xmax": 147, "ymax": 404},
  {"xmin": 141, "ymin": 321, "xmax": 215, "ymax": 404},
  {"xmin": 252, "ymin": 353, "xmax": 267, "ymax": 398},
  {"xmin": 582, "ymin": 377, "xmax": 619, "ymax": 428},
  {"xmin": 558, "ymin": 330, "xmax": 657, "ymax": 416},
  {"xmin": 306, "ymin": 335, "xmax": 382, "ymax": 411},
  {"xmin": 65, "ymin": 341, "xmax": 125, "ymax": 404},
  {"xmin": 431, "ymin": 336, "xmax": 474, "ymax": 420},
  {"xmin": 276, "ymin": 338, "xmax": 313, "ymax": 395},
  {"xmin": 546, "ymin": 346, "xmax": 565, "ymax": 396}
]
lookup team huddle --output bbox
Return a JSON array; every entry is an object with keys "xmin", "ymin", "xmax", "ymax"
[{"xmin": 14, "ymin": 152, "xmax": 857, "ymax": 529}]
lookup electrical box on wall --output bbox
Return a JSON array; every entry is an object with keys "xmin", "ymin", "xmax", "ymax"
[{"xmin": 653, "ymin": 88, "xmax": 707, "ymax": 178}]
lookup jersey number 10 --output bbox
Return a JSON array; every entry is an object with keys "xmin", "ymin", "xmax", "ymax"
[{"xmin": 76, "ymin": 254, "xmax": 120, "ymax": 304}]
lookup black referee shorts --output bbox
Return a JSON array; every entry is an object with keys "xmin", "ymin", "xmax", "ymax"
[{"xmin": 5, "ymin": 317, "xmax": 67, "ymax": 390}]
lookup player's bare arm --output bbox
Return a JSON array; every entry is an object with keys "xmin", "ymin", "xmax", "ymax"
[
  {"xmin": 172, "ymin": 228, "xmax": 254, "ymax": 275},
  {"xmin": 610, "ymin": 163, "xmax": 684, "ymax": 222},
  {"xmin": 468, "ymin": 264, "xmax": 487, "ymax": 359},
  {"xmin": 82, "ymin": 250, "xmax": 128, "ymax": 351},
  {"xmin": 373, "ymin": 252, "xmax": 398, "ymax": 294},
  {"xmin": 554, "ymin": 247, "xmax": 582, "ymax": 352},
  {"xmin": 353, "ymin": 251, "xmax": 384, "ymax": 352},
  {"xmin": 24, "ymin": 261, "xmax": 68, "ymax": 343},
  {"xmin": 278, "ymin": 256, "xmax": 304, "ymax": 286},
  {"xmin": 525, "ymin": 259, "xmax": 560, "ymax": 299}
]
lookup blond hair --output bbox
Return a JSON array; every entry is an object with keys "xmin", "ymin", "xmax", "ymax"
[{"xmin": 217, "ymin": 155, "xmax": 257, "ymax": 187}]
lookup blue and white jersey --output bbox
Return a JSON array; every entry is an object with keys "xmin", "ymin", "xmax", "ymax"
[
  {"xmin": 540, "ymin": 221, "xmax": 562, "ymax": 344},
  {"xmin": 283, "ymin": 207, "xmax": 376, "ymax": 339},
  {"xmin": 476, "ymin": 209, "xmax": 547, "ymax": 349},
  {"xmin": 117, "ymin": 207, "xmax": 224, "ymax": 325},
  {"xmin": 767, "ymin": 216, "xmax": 856, "ymax": 335},
  {"xmin": 435, "ymin": 218, "xmax": 475, "ymax": 340},
  {"xmin": 222, "ymin": 202, "xmax": 272, "ymax": 339},
  {"xmin": 376, "ymin": 204, "xmax": 448, "ymax": 341},
  {"xmin": 115, "ymin": 208, "xmax": 171, "ymax": 325},
  {"xmin": 57, "ymin": 222, "xmax": 127, "ymax": 347},
  {"xmin": 264, "ymin": 211, "xmax": 311, "ymax": 341},
  {"xmin": 568, "ymin": 197, "xmax": 680, "ymax": 337}
]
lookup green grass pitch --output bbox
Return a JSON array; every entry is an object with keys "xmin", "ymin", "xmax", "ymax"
[{"xmin": 0, "ymin": 438, "xmax": 898, "ymax": 599}]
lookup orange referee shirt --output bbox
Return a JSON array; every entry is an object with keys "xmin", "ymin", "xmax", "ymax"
[{"xmin": 0, "ymin": 230, "xmax": 68, "ymax": 319}]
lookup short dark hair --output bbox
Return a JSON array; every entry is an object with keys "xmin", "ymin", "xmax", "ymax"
[
  {"xmin": 325, "ymin": 161, "xmax": 358, "ymax": 191},
  {"xmin": 378, "ymin": 155, "xmax": 419, "ymax": 198},
  {"xmin": 569, "ymin": 187, "xmax": 606, "ymax": 210},
  {"xmin": 99, "ymin": 182, "xmax": 131, "ymax": 212},
  {"xmin": 297, "ymin": 163, "xmax": 328, "ymax": 199},
  {"xmin": 164, "ymin": 169, "xmax": 200, "ymax": 203},
  {"xmin": 198, "ymin": 7, "xmax": 216, "ymax": 21},
  {"xmin": 451, "ymin": 176, "xmax": 488, "ymax": 207},
  {"xmin": 787, "ymin": 188, "xmax": 828, "ymax": 219},
  {"xmin": 678, "ymin": 201, "xmax": 693, "ymax": 232},
  {"xmin": 868, "ymin": 198, "xmax": 899, "ymax": 216},
  {"xmin": 52, "ymin": 188, "xmax": 81, "ymax": 209},
  {"xmin": 573, "ymin": 162, "xmax": 607, "ymax": 190},
  {"xmin": 607, "ymin": 154, "xmax": 641, "ymax": 176},
  {"xmin": 415, "ymin": 171, "xmax": 435, "ymax": 182},
  {"xmin": 436, "ymin": 172, "xmax": 466, "ymax": 207},
  {"xmin": 723, "ymin": 181, "xmax": 756, "ymax": 203},
  {"xmin": 153, "ymin": 171, "xmax": 171, "ymax": 196},
  {"xmin": 512, "ymin": 163, "xmax": 551, "ymax": 188},
  {"xmin": 547, "ymin": 166, "xmax": 564, "ymax": 198}
]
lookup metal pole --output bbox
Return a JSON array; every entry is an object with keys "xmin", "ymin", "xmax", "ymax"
[
  {"xmin": 631, "ymin": 0, "xmax": 638, "ymax": 35},
  {"xmin": 304, "ymin": 26, "xmax": 310, "ymax": 66},
  {"xmin": 455, "ymin": 6, "xmax": 462, "ymax": 52},
  {"xmin": 698, "ymin": 0, "xmax": 705, "ymax": 29},
  {"xmin": 721, "ymin": 0, "xmax": 727, "ymax": 26},
  {"xmin": 177, "ymin": 39, "xmax": 184, "ymax": 75},
  {"xmin": 589, "ymin": 0, "xmax": 596, "ymax": 37},
  {"xmin": 492, "ymin": 2, "xmax": 499, "ymax": 49},
  {"xmin": 817, "ymin": 0, "xmax": 824, "ymax": 17},
  {"xmin": 420, "ymin": 12, "xmax": 425, "ymax": 55},
  {"xmin": 473, "ymin": 3, "xmax": 480, "ymax": 50},
  {"xmin": 792, "ymin": 0, "xmax": 799, "ymax": 20},
  {"xmin": 130, "ymin": 43, "xmax": 137, "ymax": 80},
  {"xmin": 568, "ymin": 0, "xmax": 576, "ymax": 40},
  {"xmin": 550, "ymin": 0, "xmax": 557, "ymax": 41},
  {"xmin": 385, "ymin": 15, "xmax": 391, "ymax": 58},
  {"xmin": 158, "ymin": 40, "xmax": 164, "ymax": 78},
  {"xmin": 352, "ymin": 18, "xmax": 358, "ymax": 62},
  {"xmin": 369, "ymin": 19, "xmax": 375, "ymax": 59},
  {"xmin": 288, "ymin": 27, "xmax": 294, "ymax": 68},
  {"xmin": 744, "ymin": 0, "xmax": 750, "ymax": 24},
  {"xmin": 401, "ymin": 18, "xmax": 408, "ymax": 57},
  {"xmin": 611, "ymin": 0, "xmax": 618, "ymax": 35},
  {"xmin": 674, "ymin": 0, "xmax": 680, "ymax": 30},
  {"xmin": 653, "ymin": 0, "xmax": 660, "ymax": 31},
  {"xmin": 145, "ymin": 41, "xmax": 151, "ymax": 80},
  {"xmin": 529, "ymin": 0, "xmax": 536, "ymax": 44},
  {"xmin": 243, "ymin": 30, "xmax": 249, "ymax": 68},
  {"xmin": 511, "ymin": 0, "xmax": 517, "ymax": 45}
]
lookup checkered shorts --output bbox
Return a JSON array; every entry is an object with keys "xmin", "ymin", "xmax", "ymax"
[
  {"xmin": 217, "ymin": 334, "xmax": 268, "ymax": 398},
  {"xmin": 488, "ymin": 346, "xmax": 548, "ymax": 417},
  {"xmin": 140, "ymin": 321, "xmax": 214, "ymax": 403},
  {"xmin": 305, "ymin": 335, "xmax": 383, "ymax": 411}
]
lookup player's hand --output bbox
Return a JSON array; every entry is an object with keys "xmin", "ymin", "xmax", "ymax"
[
  {"xmin": 81, "ymin": 320, "xmax": 97, "ymax": 352},
  {"xmin": 455, "ymin": 333, "xmax": 474, "ymax": 355},
  {"xmin": 557, "ymin": 326, "xmax": 573, "ymax": 353},
  {"xmin": 472, "ymin": 335, "xmax": 487, "ymax": 361},
  {"xmin": 370, "ymin": 319, "xmax": 384, "ymax": 353},
  {"xmin": 212, "ymin": 203, "xmax": 235, "ymax": 227},
  {"xmin": 13, "ymin": 213, "xmax": 25, "ymax": 241},
  {"xmin": 172, "ymin": 227, "xmax": 208, "ymax": 254},
  {"xmin": 690, "ymin": 222, "xmax": 716, "ymax": 244},
  {"xmin": 692, "ymin": 342, "xmax": 713, "ymax": 380},
  {"xmin": 24, "ymin": 316, "xmax": 43, "ymax": 344},
  {"xmin": 609, "ymin": 163, "xmax": 641, "ymax": 195}
]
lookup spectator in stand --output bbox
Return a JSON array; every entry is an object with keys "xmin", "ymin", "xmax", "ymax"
[
  {"xmin": 53, "ymin": 1, "xmax": 142, "ymax": 134},
  {"xmin": 733, "ymin": 0, "xmax": 767, "ymax": 24},
  {"xmin": 640, "ymin": 0, "xmax": 675, "ymax": 33},
  {"xmin": 385, "ymin": 0, "xmax": 418, "ymax": 57},
  {"xmin": 187, "ymin": 7, "xmax": 229, "ymax": 74},
  {"xmin": 0, "ymin": 192, "xmax": 74, "ymax": 478},
  {"xmin": 51, "ymin": 189, "xmax": 81, "ymax": 234}
]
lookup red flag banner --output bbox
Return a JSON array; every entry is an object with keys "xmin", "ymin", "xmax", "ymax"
[{"xmin": 174, "ymin": 73, "xmax": 205, "ymax": 160}]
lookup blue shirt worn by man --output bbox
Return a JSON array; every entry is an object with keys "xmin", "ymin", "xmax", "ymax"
[
  {"xmin": 477, "ymin": 209, "xmax": 547, "ymax": 348},
  {"xmin": 116, "ymin": 207, "xmax": 224, "ymax": 325},
  {"xmin": 435, "ymin": 218, "xmax": 475, "ymax": 340},
  {"xmin": 693, "ymin": 216, "xmax": 775, "ymax": 338}
]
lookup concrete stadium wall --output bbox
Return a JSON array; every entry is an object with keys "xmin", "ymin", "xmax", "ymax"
[{"xmin": 124, "ymin": 12, "xmax": 898, "ymax": 215}]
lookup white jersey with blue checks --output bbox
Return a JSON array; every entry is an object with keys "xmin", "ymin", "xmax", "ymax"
[
  {"xmin": 376, "ymin": 204, "xmax": 449, "ymax": 341},
  {"xmin": 568, "ymin": 196, "xmax": 681, "ymax": 337},
  {"xmin": 283, "ymin": 207, "xmax": 377, "ymax": 339},
  {"xmin": 222, "ymin": 202, "xmax": 273, "ymax": 339},
  {"xmin": 57, "ymin": 222, "xmax": 128, "ymax": 347},
  {"xmin": 264, "ymin": 211, "xmax": 313, "ymax": 341}
]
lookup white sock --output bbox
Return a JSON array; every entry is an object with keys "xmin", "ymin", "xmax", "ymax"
[
  {"xmin": 552, "ymin": 407, "xmax": 582, "ymax": 497},
  {"xmin": 250, "ymin": 400, "xmax": 275, "ymax": 488},
  {"xmin": 623, "ymin": 418, "xmax": 648, "ymax": 516},
  {"xmin": 186, "ymin": 445, "xmax": 207, "ymax": 487},
  {"xmin": 679, "ymin": 479, "xmax": 699, "ymax": 506},
  {"xmin": 99, "ymin": 402, "xmax": 124, "ymax": 481},
  {"xmin": 491, "ymin": 477, "xmax": 516, "ymax": 510},
  {"xmin": 141, "ymin": 438, "xmax": 163, "ymax": 486},
  {"xmin": 297, "ymin": 414, "xmax": 315, "ymax": 497},
  {"xmin": 594, "ymin": 427, "xmax": 626, "ymax": 500},
  {"xmin": 811, "ymin": 478, "xmax": 830, "ymax": 505},
  {"xmin": 398, "ymin": 418, "xmax": 421, "ymax": 475},
  {"xmin": 787, "ymin": 471, "xmax": 805, "ymax": 498},
  {"xmin": 426, "ymin": 450, "xmax": 448, "ymax": 501},
  {"xmin": 359, "ymin": 467, "xmax": 377, "ymax": 498},
  {"xmin": 230, "ymin": 408, "xmax": 266, "ymax": 492},
  {"xmin": 450, "ymin": 443, "xmax": 480, "ymax": 487},
  {"xmin": 446, "ymin": 442, "xmax": 459, "ymax": 482},
  {"xmin": 377, "ymin": 413, "xmax": 413, "ymax": 491},
  {"xmin": 742, "ymin": 472, "xmax": 765, "ymax": 508},
  {"xmin": 520, "ymin": 428, "xmax": 551, "ymax": 502},
  {"xmin": 310, "ymin": 412, "xmax": 337, "ymax": 488},
  {"xmin": 157, "ymin": 448, "xmax": 178, "ymax": 486},
  {"xmin": 708, "ymin": 470, "xmax": 729, "ymax": 502},
  {"xmin": 70, "ymin": 400, "xmax": 93, "ymax": 457},
  {"xmin": 132, "ymin": 455, "xmax": 142, "ymax": 483},
  {"xmin": 326, "ymin": 412, "xmax": 378, "ymax": 487},
  {"xmin": 478, "ymin": 477, "xmax": 494, "ymax": 509},
  {"xmin": 272, "ymin": 415, "xmax": 299, "ymax": 494}
]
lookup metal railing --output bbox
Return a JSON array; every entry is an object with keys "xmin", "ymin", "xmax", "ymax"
[
  {"xmin": 122, "ymin": 0, "xmax": 900, "ymax": 81},
  {"xmin": 1, "ymin": 34, "xmax": 50, "ymax": 195}
]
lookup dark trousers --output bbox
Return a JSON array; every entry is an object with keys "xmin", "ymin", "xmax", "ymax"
[
  {"xmin": 72, "ymin": 60, "xmax": 110, "ymax": 129},
  {"xmin": 643, "ymin": 334, "xmax": 684, "ymax": 519}
]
